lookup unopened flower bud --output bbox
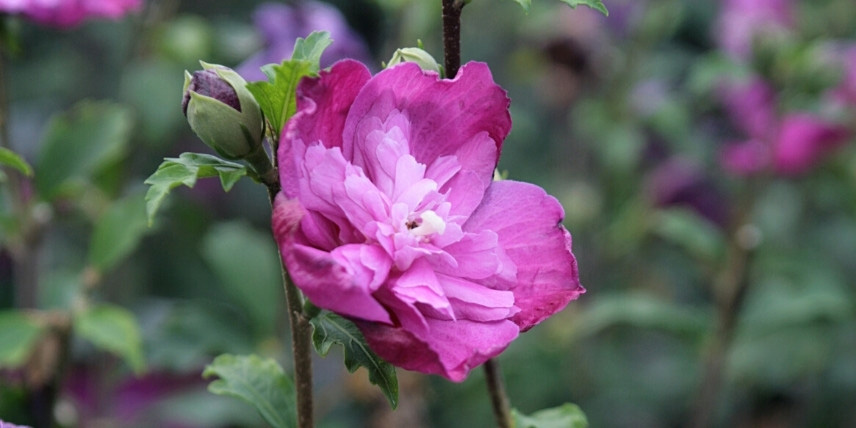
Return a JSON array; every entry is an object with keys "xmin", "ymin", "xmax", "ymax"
[
  {"xmin": 386, "ymin": 47, "xmax": 442, "ymax": 74},
  {"xmin": 182, "ymin": 62, "xmax": 264, "ymax": 160}
]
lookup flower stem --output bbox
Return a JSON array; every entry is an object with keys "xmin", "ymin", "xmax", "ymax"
[
  {"xmin": 690, "ymin": 191, "xmax": 760, "ymax": 428},
  {"xmin": 484, "ymin": 359, "xmax": 512, "ymax": 428},
  {"xmin": 263, "ymin": 168, "xmax": 313, "ymax": 428},
  {"xmin": 441, "ymin": 0, "xmax": 466, "ymax": 78}
]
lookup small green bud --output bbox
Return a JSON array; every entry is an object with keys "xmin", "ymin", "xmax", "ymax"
[
  {"xmin": 386, "ymin": 47, "xmax": 442, "ymax": 74},
  {"xmin": 182, "ymin": 62, "xmax": 264, "ymax": 160}
]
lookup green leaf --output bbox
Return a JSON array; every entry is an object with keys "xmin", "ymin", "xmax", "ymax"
[
  {"xmin": 0, "ymin": 147, "xmax": 33, "ymax": 176},
  {"xmin": 652, "ymin": 208, "xmax": 725, "ymax": 263},
  {"xmin": 558, "ymin": 0, "xmax": 608, "ymax": 15},
  {"xmin": 247, "ymin": 31, "xmax": 331, "ymax": 137},
  {"xmin": 35, "ymin": 101, "xmax": 133, "ymax": 199},
  {"xmin": 74, "ymin": 304, "xmax": 145, "ymax": 374},
  {"xmin": 88, "ymin": 192, "xmax": 149, "ymax": 272},
  {"xmin": 290, "ymin": 31, "xmax": 333, "ymax": 72},
  {"xmin": 143, "ymin": 152, "xmax": 248, "ymax": 225},
  {"xmin": 0, "ymin": 311, "xmax": 45, "ymax": 368},
  {"xmin": 201, "ymin": 222, "xmax": 281, "ymax": 337},
  {"xmin": 573, "ymin": 293, "xmax": 710, "ymax": 340},
  {"xmin": 512, "ymin": 403, "xmax": 589, "ymax": 428},
  {"xmin": 203, "ymin": 354, "xmax": 296, "ymax": 428},
  {"xmin": 309, "ymin": 311, "xmax": 398, "ymax": 408},
  {"xmin": 246, "ymin": 60, "xmax": 314, "ymax": 138},
  {"xmin": 510, "ymin": 0, "xmax": 532, "ymax": 12}
]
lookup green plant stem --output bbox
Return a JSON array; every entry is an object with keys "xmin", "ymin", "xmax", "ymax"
[
  {"xmin": 441, "ymin": 0, "xmax": 465, "ymax": 78},
  {"xmin": 484, "ymin": 359, "xmax": 512, "ymax": 428},
  {"xmin": 690, "ymin": 192, "xmax": 759, "ymax": 428},
  {"xmin": 263, "ymin": 169, "xmax": 314, "ymax": 428}
]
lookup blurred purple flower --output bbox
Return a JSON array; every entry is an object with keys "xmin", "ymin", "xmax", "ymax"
[
  {"xmin": 0, "ymin": 420, "xmax": 31, "ymax": 428},
  {"xmin": 719, "ymin": 80, "xmax": 851, "ymax": 176},
  {"xmin": 772, "ymin": 114, "xmax": 851, "ymax": 175},
  {"xmin": 831, "ymin": 47, "xmax": 856, "ymax": 108},
  {"xmin": 0, "ymin": 0, "xmax": 142, "ymax": 28},
  {"xmin": 645, "ymin": 158, "xmax": 727, "ymax": 226},
  {"xmin": 715, "ymin": 0, "xmax": 793, "ymax": 59},
  {"xmin": 237, "ymin": 1, "xmax": 373, "ymax": 82},
  {"xmin": 65, "ymin": 365, "xmax": 205, "ymax": 426}
]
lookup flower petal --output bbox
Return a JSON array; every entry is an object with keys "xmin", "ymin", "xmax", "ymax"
[
  {"xmin": 357, "ymin": 317, "xmax": 519, "ymax": 382},
  {"xmin": 772, "ymin": 114, "xmax": 851, "ymax": 175},
  {"xmin": 341, "ymin": 61, "xmax": 511, "ymax": 183},
  {"xmin": 280, "ymin": 60, "xmax": 371, "ymax": 198},
  {"xmin": 464, "ymin": 180, "xmax": 583, "ymax": 331},
  {"xmin": 272, "ymin": 195, "xmax": 392, "ymax": 324}
]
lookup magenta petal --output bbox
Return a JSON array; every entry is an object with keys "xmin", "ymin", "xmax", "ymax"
[
  {"xmin": 772, "ymin": 114, "xmax": 851, "ymax": 175},
  {"xmin": 272, "ymin": 195, "xmax": 392, "ymax": 324},
  {"xmin": 280, "ymin": 60, "xmax": 371, "ymax": 197},
  {"xmin": 341, "ymin": 62, "xmax": 511, "ymax": 181},
  {"xmin": 720, "ymin": 139, "xmax": 770, "ymax": 175},
  {"xmin": 357, "ymin": 318, "xmax": 519, "ymax": 382},
  {"xmin": 465, "ymin": 181, "xmax": 583, "ymax": 331}
]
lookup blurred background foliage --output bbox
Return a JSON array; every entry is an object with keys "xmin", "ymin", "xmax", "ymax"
[{"xmin": 1, "ymin": 0, "xmax": 856, "ymax": 426}]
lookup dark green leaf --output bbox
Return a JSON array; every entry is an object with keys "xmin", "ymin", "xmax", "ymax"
[
  {"xmin": 246, "ymin": 60, "xmax": 314, "ymax": 138},
  {"xmin": 201, "ymin": 222, "xmax": 281, "ymax": 337},
  {"xmin": 88, "ymin": 192, "xmax": 149, "ymax": 272},
  {"xmin": 558, "ymin": 0, "xmax": 608, "ymax": 15},
  {"xmin": 309, "ymin": 311, "xmax": 398, "ymax": 408},
  {"xmin": 74, "ymin": 304, "xmax": 145, "ymax": 374},
  {"xmin": 0, "ymin": 311, "xmax": 45, "ymax": 368},
  {"xmin": 203, "ymin": 354, "xmax": 296, "ymax": 428},
  {"xmin": 143, "ymin": 152, "xmax": 248, "ymax": 225},
  {"xmin": 290, "ymin": 31, "xmax": 333, "ymax": 72},
  {"xmin": 512, "ymin": 403, "xmax": 589, "ymax": 428},
  {"xmin": 573, "ymin": 293, "xmax": 710, "ymax": 340},
  {"xmin": 0, "ymin": 147, "xmax": 33, "ymax": 177},
  {"xmin": 35, "ymin": 101, "xmax": 133, "ymax": 199}
]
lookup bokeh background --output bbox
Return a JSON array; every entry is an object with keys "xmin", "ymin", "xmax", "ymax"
[{"xmin": 2, "ymin": 0, "xmax": 856, "ymax": 426}]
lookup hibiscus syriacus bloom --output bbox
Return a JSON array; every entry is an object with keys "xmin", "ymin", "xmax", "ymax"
[
  {"xmin": 0, "ymin": 0, "xmax": 142, "ymax": 28},
  {"xmin": 272, "ymin": 60, "xmax": 583, "ymax": 381}
]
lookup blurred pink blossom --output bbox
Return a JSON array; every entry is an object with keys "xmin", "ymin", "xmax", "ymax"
[
  {"xmin": 720, "ymin": 79, "xmax": 851, "ymax": 176},
  {"xmin": 272, "ymin": 60, "xmax": 583, "ymax": 381},
  {"xmin": 715, "ymin": 0, "xmax": 793, "ymax": 59},
  {"xmin": 0, "ymin": 420, "xmax": 30, "ymax": 428},
  {"xmin": 0, "ymin": 0, "xmax": 142, "ymax": 28}
]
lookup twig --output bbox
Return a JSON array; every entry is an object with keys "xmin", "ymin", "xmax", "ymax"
[{"xmin": 441, "ymin": 0, "xmax": 465, "ymax": 78}]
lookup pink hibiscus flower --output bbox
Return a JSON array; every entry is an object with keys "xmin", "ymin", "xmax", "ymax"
[
  {"xmin": 271, "ymin": 60, "xmax": 583, "ymax": 381},
  {"xmin": 0, "ymin": 0, "xmax": 142, "ymax": 28}
]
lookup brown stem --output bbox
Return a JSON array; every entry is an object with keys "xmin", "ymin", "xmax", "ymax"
[
  {"xmin": 484, "ymin": 359, "xmax": 512, "ymax": 428},
  {"xmin": 263, "ymin": 167, "xmax": 313, "ymax": 428},
  {"xmin": 690, "ymin": 198, "xmax": 759, "ymax": 428},
  {"xmin": 441, "ymin": 0, "xmax": 465, "ymax": 78}
]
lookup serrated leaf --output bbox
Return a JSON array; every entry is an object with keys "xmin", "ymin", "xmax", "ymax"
[
  {"xmin": 201, "ymin": 222, "xmax": 281, "ymax": 336},
  {"xmin": 203, "ymin": 354, "xmax": 296, "ymax": 428},
  {"xmin": 0, "ymin": 311, "xmax": 45, "ymax": 368},
  {"xmin": 88, "ymin": 192, "xmax": 149, "ymax": 272},
  {"xmin": 74, "ymin": 304, "xmax": 145, "ymax": 374},
  {"xmin": 246, "ymin": 60, "xmax": 314, "ymax": 138},
  {"xmin": 0, "ymin": 147, "xmax": 33, "ymax": 177},
  {"xmin": 290, "ymin": 31, "xmax": 332, "ymax": 72},
  {"xmin": 246, "ymin": 31, "xmax": 331, "ymax": 138},
  {"xmin": 143, "ymin": 152, "xmax": 248, "ymax": 225},
  {"xmin": 558, "ymin": 0, "xmax": 608, "ymax": 15},
  {"xmin": 309, "ymin": 311, "xmax": 398, "ymax": 408},
  {"xmin": 512, "ymin": 403, "xmax": 589, "ymax": 428},
  {"xmin": 35, "ymin": 100, "xmax": 133, "ymax": 199}
]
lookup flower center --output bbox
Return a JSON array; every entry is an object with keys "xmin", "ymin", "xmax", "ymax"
[{"xmin": 408, "ymin": 210, "xmax": 446, "ymax": 237}]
